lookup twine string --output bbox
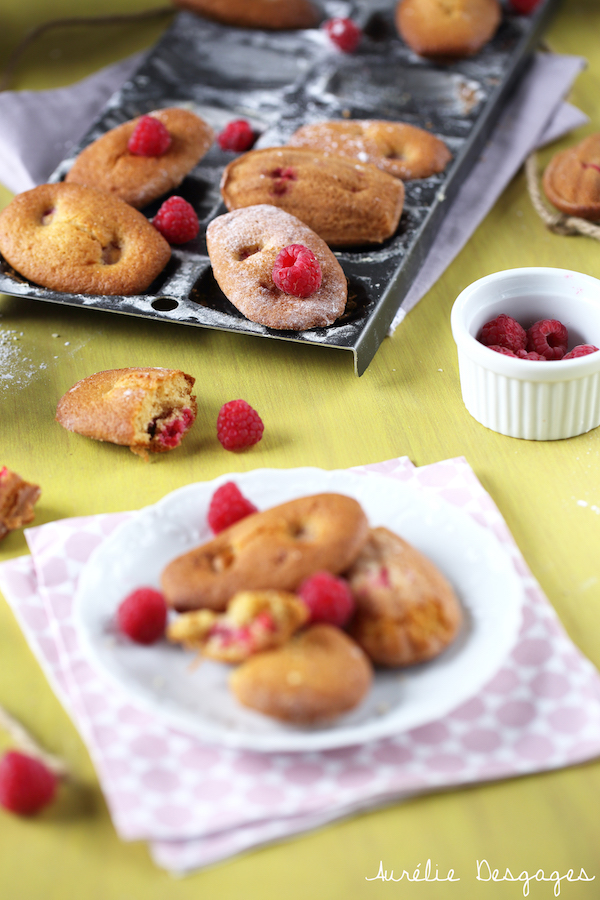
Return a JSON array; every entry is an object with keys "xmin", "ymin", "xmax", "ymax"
[{"xmin": 525, "ymin": 151, "xmax": 600, "ymax": 240}]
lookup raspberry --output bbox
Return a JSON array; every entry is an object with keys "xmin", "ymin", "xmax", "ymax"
[
  {"xmin": 563, "ymin": 344, "xmax": 600, "ymax": 360},
  {"xmin": 487, "ymin": 344, "xmax": 518, "ymax": 357},
  {"xmin": 153, "ymin": 196, "xmax": 199, "ymax": 244},
  {"xmin": 526, "ymin": 319, "xmax": 568, "ymax": 360},
  {"xmin": 207, "ymin": 482, "xmax": 258, "ymax": 533},
  {"xmin": 156, "ymin": 408, "xmax": 195, "ymax": 449},
  {"xmin": 297, "ymin": 571, "xmax": 355, "ymax": 627},
  {"xmin": 218, "ymin": 119, "xmax": 255, "ymax": 152},
  {"xmin": 510, "ymin": 0, "xmax": 541, "ymax": 13},
  {"xmin": 479, "ymin": 314, "xmax": 527, "ymax": 353},
  {"xmin": 272, "ymin": 244, "xmax": 322, "ymax": 297},
  {"xmin": 127, "ymin": 114, "xmax": 171, "ymax": 157},
  {"xmin": 516, "ymin": 350, "xmax": 547, "ymax": 361},
  {"xmin": 117, "ymin": 588, "xmax": 167, "ymax": 644},
  {"xmin": 217, "ymin": 399, "xmax": 264, "ymax": 451},
  {"xmin": 0, "ymin": 751, "xmax": 58, "ymax": 815},
  {"xmin": 268, "ymin": 166, "xmax": 297, "ymax": 196},
  {"xmin": 324, "ymin": 17, "xmax": 362, "ymax": 53}
]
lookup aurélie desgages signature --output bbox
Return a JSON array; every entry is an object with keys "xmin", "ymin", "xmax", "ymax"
[{"xmin": 365, "ymin": 859, "xmax": 595, "ymax": 895}]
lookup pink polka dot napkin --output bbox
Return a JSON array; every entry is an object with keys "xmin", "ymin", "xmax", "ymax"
[{"xmin": 1, "ymin": 456, "xmax": 599, "ymax": 874}]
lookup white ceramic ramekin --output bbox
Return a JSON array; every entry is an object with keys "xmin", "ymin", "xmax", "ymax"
[{"xmin": 450, "ymin": 268, "xmax": 600, "ymax": 440}]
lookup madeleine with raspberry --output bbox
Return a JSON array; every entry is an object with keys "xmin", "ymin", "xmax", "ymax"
[
  {"xmin": 220, "ymin": 146, "xmax": 404, "ymax": 246},
  {"xmin": 167, "ymin": 589, "xmax": 309, "ymax": 663},
  {"xmin": 0, "ymin": 466, "xmax": 40, "ymax": 540},
  {"xmin": 346, "ymin": 527, "xmax": 463, "ymax": 667},
  {"xmin": 206, "ymin": 204, "xmax": 347, "ymax": 330},
  {"xmin": 65, "ymin": 107, "xmax": 214, "ymax": 209},
  {"xmin": 161, "ymin": 493, "xmax": 369, "ymax": 612},
  {"xmin": 56, "ymin": 367, "xmax": 197, "ymax": 459}
]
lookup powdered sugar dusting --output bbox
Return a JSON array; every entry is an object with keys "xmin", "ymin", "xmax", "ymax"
[
  {"xmin": 206, "ymin": 205, "xmax": 347, "ymax": 330},
  {"xmin": 0, "ymin": 328, "xmax": 48, "ymax": 392}
]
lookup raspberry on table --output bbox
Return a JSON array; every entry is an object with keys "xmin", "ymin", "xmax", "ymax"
[
  {"xmin": 479, "ymin": 314, "xmax": 527, "ymax": 353},
  {"xmin": 217, "ymin": 399, "xmax": 264, "ymax": 451},
  {"xmin": 117, "ymin": 587, "xmax": 167, "ymax": 644},
  {"xmin": 563, "ymin": 344, "xmax": 600, "ymax": 359},
  {"xmin": 526, "ymin": 319, "xmax": 568, "ymax": 360},
  {"xmin": 127, "ymin": 114, "xmax": 172, "ymax": 157},
  {"xmin": 218, "ymin": 119, "xmax": 255, "ymax": 152},
  {"xmin": 153, "ymin": 196, "xmax": 199, "ymax": 244},
  {"xmin": 0, "ymin": 751, "xmax": 58, "ymax": 816},
  {"xmin": 272, "ymin": 244, "xmax": 322, "ymax": 298},
  {"xmin": 324, "ymin": 17, "xmax": 362, "ymax": 53},
  {"xmin": 207, "ymin": 482, "xmax": 258, "ymax": 533},
  {"xmin": 297, "ymin": 571, "xmax": 355, "ymax": 628}
]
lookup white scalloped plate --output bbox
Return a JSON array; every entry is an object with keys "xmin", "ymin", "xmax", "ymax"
[{"xmin": 73, "ymin": 467, "xmax": 524, "ymax": 752}]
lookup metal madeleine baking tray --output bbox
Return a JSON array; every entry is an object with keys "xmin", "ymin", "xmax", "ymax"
[{"xmin": 0, "ymin": 0, "xmax": 559, "ymax": 375}]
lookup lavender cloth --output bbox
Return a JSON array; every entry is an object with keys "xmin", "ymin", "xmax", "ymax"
[
  {"xmin": 0, "ymin": 53, "xmax": 146, "ymax": 194},
  {"xmin": 0, "ymin": 51, "xmax": 587, "ymax": 329}
]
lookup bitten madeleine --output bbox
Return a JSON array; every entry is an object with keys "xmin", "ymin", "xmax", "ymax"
[
  {"xmin": 206, "ymin": 205, "xmax": 348, "ymax": 330},
  {"xmin": 172, "ymin": 0, "xmax": 320, "ymax": 29},
  {"xmin": 0, "ymin": 183, "xmax": 170, "ymax": 296},
  {"xmin": 287, "ymin": 120, "xmax": 451, "ymax": 182},
  {"xmin": 346, "ymin": 527, "xmax": 463, "ymax": 667},
  {"xmin": 542, "ymin": 133, "xmax": 600, "ymax": 220},
  {"xmin": 230, "ymin": 624, "xmax": 374, "ymax": 724},
  {"xmin": 0, "ymin": 467, "xmax": 41, "ymax": 540},
  {"xmin": 220, "ymin": 147, "xmax": 404, "ymax": 246},
  {"xmin": 65, "ymin": 107, "xmax": 214, "ymax": 209},
  {"xmin": 56, "ymin": 367, "xmax": 197, "ymax": 458},
  {"xmin": 161, "ymin": 493, "xmax": 370, "ymax": 612},
  {"xmin": 167, "ymin": 589, "xmax": 310, "ymax": 663},
  {"xmin": 396, "ymin": 0, "xmax": 501, "ymax": 59}
]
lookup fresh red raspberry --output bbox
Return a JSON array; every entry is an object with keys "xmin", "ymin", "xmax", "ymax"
[
  {"xmin": 127, "ymin": 114, "xmax": 172, "ymax": 157},
  {"xmin": 324, "ymin": 17, "xmax": 362, "ymax": 53},
  {"xmin": 562, "ymin": 344, "xmax": 600, "ymax": 360},
  {"xmin": 207, "ymin": 482, "xmax": 258, "ymax": 533},
  {"xmin": 297, "ymin": 571, "xmax": 355, "ymax": 627},
  {"xmin": 510, "ymin": 0, "xmax": 541, "ymax": 13},
  {"xmin": 479, "ymin": 314, "xmax": 527, "ymax": 353},
  {"xmin": 272, "ymin": 244, "xmax": 322, "ymax": 297},
  {"xmin": 217, "ymin": 399, "xmax": 264, "ymax": 451},
  {"xmin": 516, "ymin": 349, "xmax": 547, "ymax": 361},
  {"xmin": 153, "ymin": 196, "xmax": 199, "ymax": 244},
  {"xmin": 487, "ymin": 344, "xmax": 518, "ymax": 357},
  {"xmin": 526, "ymin": 319, "xmax": 568, "ymax": 360},
  {"xmin": 218, "ymin": 119, "xmax": 255, "ymax": 152},
  {"xmin": 0, "ymin": 751, "xmax": 58, "ymax": 815},
  {"xmin": 117, "ymin": 588, "xmax": 167, "ymax": 644}
]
